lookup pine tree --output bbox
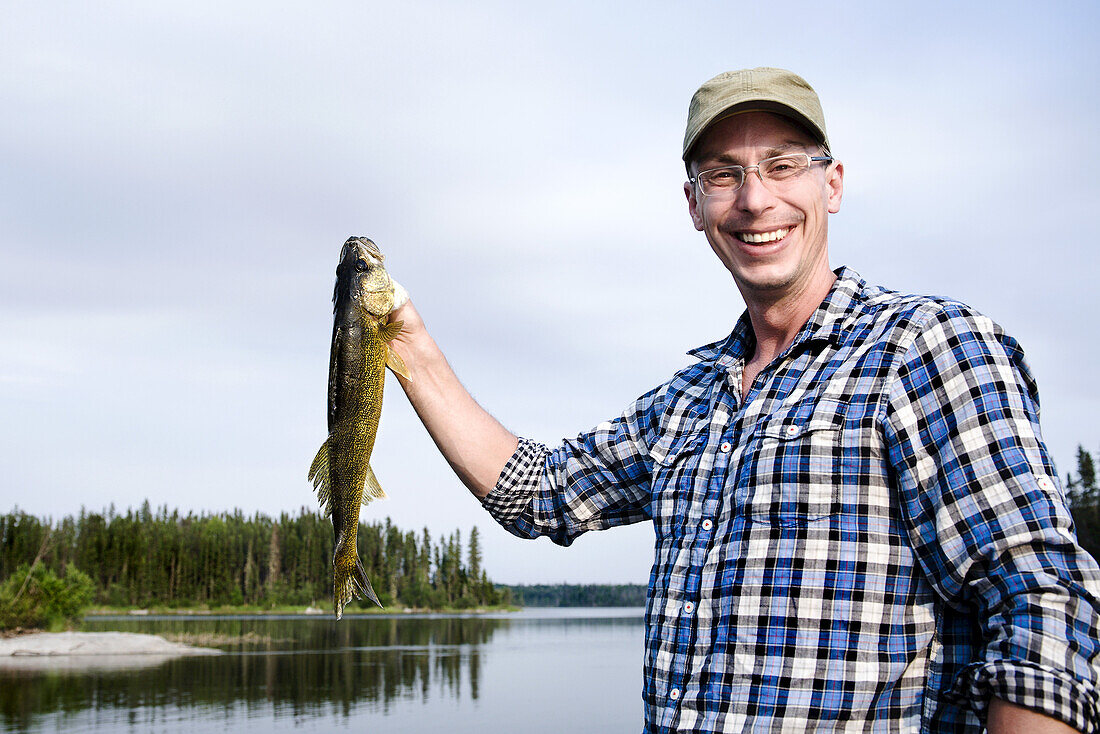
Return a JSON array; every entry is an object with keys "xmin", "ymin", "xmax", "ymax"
[
  {"xmin": 468, "ymin": 526, "xmax": 482, "ymax": 581},
  {"xmin": 1077, "ymin": 446, "xmax": 1097, "ymax": 500},
  {"xmin": 1067, "ymin": 445, "xmax": 1100, "ymax": 563},
  {"xmin": 267, "ymin": 524, "xmax": 281, "ymax": 591}
]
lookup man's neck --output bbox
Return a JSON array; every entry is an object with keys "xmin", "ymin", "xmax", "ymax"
[{"xmin": 742, "ymin": 267, "xmax": 837, "ymax": 370}]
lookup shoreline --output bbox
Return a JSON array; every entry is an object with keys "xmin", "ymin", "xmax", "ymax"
[
  {"xmin": 0, "ymin": 631, "xmax": 221, "ymax": 666},
  {"xmin": 83, "ymin": 604, "xmax": 521, "ymax": 617}
]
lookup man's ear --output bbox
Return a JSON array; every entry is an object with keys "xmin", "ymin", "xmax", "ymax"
[
  {"xmin": 826, "ymin": 160, "xmax": 844, "ymax": 214},
  {"xmin": 685, "ymin": 180, "xmax": 705, "ymax": 231}
]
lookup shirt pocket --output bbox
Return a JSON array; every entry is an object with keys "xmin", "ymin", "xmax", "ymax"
[
  {"xmin": 739, "ymin": 398, "xmax": 849, "ymax": 526},
  {"xmin": 649, "ymin": 429, "xmax": 708, "ymax": 539}
]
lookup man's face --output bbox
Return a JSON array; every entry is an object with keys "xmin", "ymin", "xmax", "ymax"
[{"xmin": 684, "ymin": 111, "xmax": 844, "ymax": 305}]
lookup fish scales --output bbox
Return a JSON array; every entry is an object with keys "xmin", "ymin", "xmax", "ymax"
[{"xmin": 308, "ymin": 236, "xmax": 409, "ymax": 619}]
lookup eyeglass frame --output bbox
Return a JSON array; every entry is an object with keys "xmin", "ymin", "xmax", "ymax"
[{"xmin": 688, "ymin": 153, "xmax": 835, "ymax": 197}]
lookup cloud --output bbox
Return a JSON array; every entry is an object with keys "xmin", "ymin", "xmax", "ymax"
[{"xmin": 2, "ymin": 0, "xmax": 1098, "ymax": 583}]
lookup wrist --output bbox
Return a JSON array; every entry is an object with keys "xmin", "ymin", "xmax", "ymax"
[{"xmin": 401, "ymin": 326, "xmax": 442, "ymax": 374}]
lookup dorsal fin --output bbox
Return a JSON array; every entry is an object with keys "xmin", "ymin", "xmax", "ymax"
[{"xmin": 327, "ymin": 327, "xmax": 341, "ymax": 428}]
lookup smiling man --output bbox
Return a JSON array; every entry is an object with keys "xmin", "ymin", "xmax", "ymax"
[{"xmin": 389, "ymin": 68, "xmax": 1100, "ymax": 732}]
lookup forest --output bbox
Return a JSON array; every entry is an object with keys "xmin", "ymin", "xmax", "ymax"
[
  {"xmin": 502, "ymin": 584, "xmax": 647, "ymax": 607},
  {"xmin": 0, "ymin": 505, "xmax": 507, "ymax": 613}
]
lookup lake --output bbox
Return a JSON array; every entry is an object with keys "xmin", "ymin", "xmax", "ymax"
[{"xmin": 1, "ymin": 608, "xmax": 645, "ymax": 733}]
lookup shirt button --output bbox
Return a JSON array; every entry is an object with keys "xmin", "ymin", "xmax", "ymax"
[
  {"xmin": 683, "ymin": 601, "xmax": 694, "ymax": 614},
  {"xmin": 720, "ymin": 441, "xmax": 732, "ymax": 452},
  {"xmin": 785, "ymin": 424, "xmax": 799, "ymax": 436},
  {"xmin": 669, "ymin": 688, "xmax": 680, "ymax": 700},
  {"xmin": 1037, "ymin": 476, "xmax": 1055, "ymax": 492},
  {"xmin": 701, "ymin": 519, "xmax": 713, "ymax": 531}
]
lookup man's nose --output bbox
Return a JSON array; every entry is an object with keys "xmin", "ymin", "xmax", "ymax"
[{"xmin": 736, "ymin": 166, "xmax": 775, "ymax": 212}]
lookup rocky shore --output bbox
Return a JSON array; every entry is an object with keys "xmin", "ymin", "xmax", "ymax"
[{"xmin": 0, "ymin": 631, "xmax": 220, "ymax": 671}]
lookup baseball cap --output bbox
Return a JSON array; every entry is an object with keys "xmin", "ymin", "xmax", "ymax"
[{"xmin": 682, "ymin": 67, "xmax": 830, "ymax": 162}]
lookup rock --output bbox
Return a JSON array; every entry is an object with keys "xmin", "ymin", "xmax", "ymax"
[{"xmin": 0, "ymin": 631, "xmax": 221, "ymax": 660}]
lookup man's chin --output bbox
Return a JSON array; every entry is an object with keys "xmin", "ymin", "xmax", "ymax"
[{"xmin": 729, "ymin": 264, "xmax": 796, "ymax": 294}]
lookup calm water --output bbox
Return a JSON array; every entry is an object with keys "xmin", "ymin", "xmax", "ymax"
[{"xmin": 1, "ymin": 608, "xmax": 645, "ymax": 733}]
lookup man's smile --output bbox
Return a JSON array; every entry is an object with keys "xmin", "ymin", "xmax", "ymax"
[{"xmin": 733, "ymin": 226, "xmax": 791, "ymax": 244}]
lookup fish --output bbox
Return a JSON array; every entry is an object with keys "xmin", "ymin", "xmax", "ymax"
[{"xmin": 308, "ymin": 236, "xmax": 409, "ymax": 619}]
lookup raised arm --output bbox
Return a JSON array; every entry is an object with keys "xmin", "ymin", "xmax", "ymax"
[{"xmin": 386, "ymin": 299, "xmax": 519, "ymax": 499}]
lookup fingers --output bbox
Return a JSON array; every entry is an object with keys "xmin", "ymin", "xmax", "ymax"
[{"xmin": 390, "ymin": 279, "xmax": 410, "ymax": 312}]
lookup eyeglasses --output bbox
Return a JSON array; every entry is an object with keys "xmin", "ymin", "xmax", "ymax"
[{"xmin": 689, "ymin": 153, "xmax": 834, "ymax": 198}]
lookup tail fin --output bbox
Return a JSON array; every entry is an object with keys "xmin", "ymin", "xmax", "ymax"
[
  {"xmin": 352, "ymin": 558, "xmax": 382, "ymax": 609},
  {"xmin": 333, "ymin": 555, "xmax": 382, "ymax": 619}
]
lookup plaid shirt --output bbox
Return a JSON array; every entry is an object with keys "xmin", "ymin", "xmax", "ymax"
[{"xmin": 482, "ymin": 266, "xmax": 1100, "ymax": 733}]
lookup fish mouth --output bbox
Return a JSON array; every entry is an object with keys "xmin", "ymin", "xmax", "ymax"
[
  {"xmin": 734, "ymin": 226, "xmax": 791, "ymax": 244},
  {"xmin": 341, "ymin": 236, "xmax": 384, "ymax": 267}
]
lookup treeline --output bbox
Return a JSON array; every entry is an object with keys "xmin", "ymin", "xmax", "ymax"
[
  {"xmin": 0, "ymin": 503, "xmax": 509, "ymax": 612},
  {"xmin": 1067, "ymin": 445, "xmax": 1100, "ymax": 563},
  {"xmin": 501, "ymin": 584, "xmax": 647, "ymax": 607}
]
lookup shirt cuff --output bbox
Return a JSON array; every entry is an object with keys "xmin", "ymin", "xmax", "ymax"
[
  {"xmin": 480, "ymin": 437, "xmax": 549, "ymax": 527},
  {"xmin": 944, "ymin": 660, "xmax": 1099, "ymax": 733}
]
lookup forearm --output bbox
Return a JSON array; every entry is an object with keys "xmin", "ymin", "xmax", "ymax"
[
  {"xmin": 988, "ymin": 698, "xmax": 1081, "ymax": 734},
  {"xmin": 388, "ymin": 300, "xmax": 518, "ymax": 499}
]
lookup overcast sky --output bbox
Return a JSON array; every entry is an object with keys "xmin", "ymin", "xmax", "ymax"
[{"xmin": 3, "ymin": 1, "xmax": 1099, "ymax": 584}]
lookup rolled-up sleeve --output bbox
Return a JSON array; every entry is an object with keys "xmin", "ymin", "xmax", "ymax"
[
  {"xmin": 883, "ymin": 302, "xmax": 1100, "ymax": 732},
  {"xmin": 480, "ymin": 387, "xmax": 661, "ymax": 547},
  {"xmin": 481, "ymin": 438, "xmax": 550, "ymax": 527}
]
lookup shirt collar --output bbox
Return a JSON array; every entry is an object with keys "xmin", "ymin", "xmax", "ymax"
[{"xmin": 687, "ymin": 265, "xmax": 867, "ymax": 365}]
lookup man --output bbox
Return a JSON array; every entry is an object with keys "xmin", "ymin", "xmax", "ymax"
[{"xmin": 389, "ymin": 68, "xmax": 1100, "ymax": 732}]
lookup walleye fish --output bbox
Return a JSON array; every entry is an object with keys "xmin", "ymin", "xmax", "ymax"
[{"xmin": 308, "ymin": 236, "xmax": 409, "ymax": 619}]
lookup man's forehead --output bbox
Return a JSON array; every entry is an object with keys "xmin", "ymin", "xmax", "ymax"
[
  {"xmin": 697, "ymin": 141, "xmax": 813, "ymax": 167},
  {"xmin": 692, "ymin": 111, "xmax": 819, "ymax": 164}
]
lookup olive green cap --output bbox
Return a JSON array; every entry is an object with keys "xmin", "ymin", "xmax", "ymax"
[{"xmin": 682, "ymin": 67, "xmax": 830, "ymax": 162}]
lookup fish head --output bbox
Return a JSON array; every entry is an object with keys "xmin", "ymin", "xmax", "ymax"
[{"xmin": 336, "ymin": 236, "xmax": 397, "ymax": 318}]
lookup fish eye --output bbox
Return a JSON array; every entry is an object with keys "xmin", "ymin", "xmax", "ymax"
[{"xmin": 355, "ymin": 259, "xmax": 368, "ymax": 271}]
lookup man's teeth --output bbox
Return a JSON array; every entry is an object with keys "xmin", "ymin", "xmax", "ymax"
[{"xmin": 737, "ymin": 227, "xmax": 790, "ymax": 244}]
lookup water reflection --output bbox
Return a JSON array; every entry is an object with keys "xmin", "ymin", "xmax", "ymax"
[{"xmin": 1, "ymin": 611, "xmax": 644, "ymax": 733}]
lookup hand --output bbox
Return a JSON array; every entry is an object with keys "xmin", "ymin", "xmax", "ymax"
[{"xmin": 386, "ymin": 297, "xmax": 427, "ymax": 379}]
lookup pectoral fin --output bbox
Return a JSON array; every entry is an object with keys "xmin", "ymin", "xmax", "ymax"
[
  {"xmin": 308, "ymin": 438, "xmax": 334, "ymax": 515},
  {"xmin": 385, "ymin": 345, "xmax": 411, "ymax": 380},
  {"xmin": 378, "ymin": 320, "xmax": 403, "ymax": 342},
  {"xmin": 363, "ymin": 463, "xmax": 387, "ymax": 503}
]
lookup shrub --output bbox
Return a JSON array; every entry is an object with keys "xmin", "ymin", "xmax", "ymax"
[{"xmin": 0, "ymin": 564, "xmax": 95, "ymax": 631}]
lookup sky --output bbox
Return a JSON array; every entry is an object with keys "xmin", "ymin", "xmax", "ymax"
[{"xmin": 3, "ymin": 1, "xmax": 1099, "ymax": 584}]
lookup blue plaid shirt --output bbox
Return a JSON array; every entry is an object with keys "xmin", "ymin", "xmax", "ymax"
[{"xmin": 482, "ymin": 267, "xmax": 1100, "ymax": 732}]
